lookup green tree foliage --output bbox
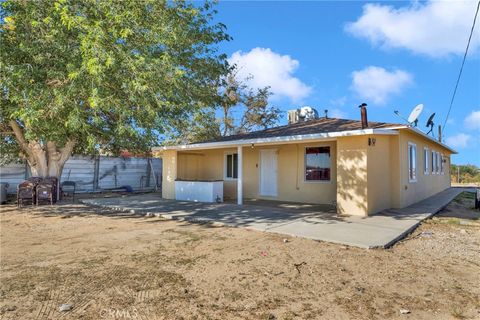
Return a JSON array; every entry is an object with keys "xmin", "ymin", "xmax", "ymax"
[
  {"xmin": 163, "ymin": 107, "xmax": 221, "ymax": 145},
  {"xmin": 219, "ymin": 69, "xmax": 248, "ymax": 136},
  {"xmin": 451, "ymin": 164, "xmax": 480, "ymax": 184},
  {"xmin": 240, "ymin": 87, "xmax": 280, "ymax": 132},
  {"xmin": 0, "ymin": 0, "xmax": 230, "ymax": 176},
  {"xmin": 164, "ymin": 67, "xmax": 281, "ymax": 144}
]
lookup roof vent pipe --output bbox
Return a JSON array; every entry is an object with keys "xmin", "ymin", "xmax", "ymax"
[{"xmin": 359, "ymin": 103, "xmax": 368, "ymax": 129}]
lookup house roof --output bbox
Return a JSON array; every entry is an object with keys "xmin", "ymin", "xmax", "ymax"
[
  {"xmin": 154, "ymin": 117, "xmax": 456, "ymax": 154},
  {"xmin": 200, "ymin": 118, "xmax": 402, "ymax": 143}
]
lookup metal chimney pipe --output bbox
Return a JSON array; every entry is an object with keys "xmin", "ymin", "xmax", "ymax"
[{"xmin": 359, "ymin": 103, "xmax": 368, "ymax": 129}]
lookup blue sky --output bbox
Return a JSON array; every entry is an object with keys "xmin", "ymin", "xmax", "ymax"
[{"xmin": 214, "ymin": 1, "xmax": 480, "ymax": 166}]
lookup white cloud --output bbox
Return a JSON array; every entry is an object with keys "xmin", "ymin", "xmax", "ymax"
[
  {"xmin": 445, "ymin": 133, "xmax": 471, "ymax": 149},
  {"xmin": 329, "ymin": 108, "xmax": 348, "ymax": 119},
  {"xmin": 464, "ymin": 110, "xmax": 480, "ymax": 130},
  {"xmin": 228, "ymin": 47, "xmax": 312, "ymax": 103},
  {"xmin": 350, "ymin": 66, "xmax": 413, "ymax": 104},
  {"xmin": 345, "ymin": 1, "xmax": 480, "ymax": 57}
]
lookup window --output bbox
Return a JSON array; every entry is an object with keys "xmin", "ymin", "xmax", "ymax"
[
  {"xmin": 431, "ymin": 150, "xmax": 436, "ymax": 174},
  {"xmin": 408, "ymin": 142, "xmax": 417, "ymax": 182},
  {"xmin": 436, "ymin": 152, "xmax": 441, "ymax": 174},
  {"xmin": 305, "ymin": 147, "xmax": 331, "ymax": 181},
  {"xmin": 224, "ymin": 153, "xmax": 238, "ymax": 179},
  {"xmin": 423, "ymin": 147, "xmax": 429, "ymax": 175},
  {"xmin": 441, "ymin": 155, "xmax": 447, "ymax": 174}
]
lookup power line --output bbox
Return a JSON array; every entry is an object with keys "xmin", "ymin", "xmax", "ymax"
[{"xmin": 442, "ymin": 0, "xmax": 480, "ymax": 135}]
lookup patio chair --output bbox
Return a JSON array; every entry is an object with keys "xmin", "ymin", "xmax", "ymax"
[{"xmin": 61, "ymin": 181, "xmax": 76, "ymax": 202}]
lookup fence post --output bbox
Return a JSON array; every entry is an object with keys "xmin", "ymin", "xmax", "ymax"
[
  {"xmin": 145, "ymin": 158, "xmax": 152, "ymax": 188},
  {"xmin": 93, "ymin": 155, "xmax": 100, "ymax": 191},
  {"xmin": 476, "ymin": 189, "xmax": 480, "ymax": 210}
]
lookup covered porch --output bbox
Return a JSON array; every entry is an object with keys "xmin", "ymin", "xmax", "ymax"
[{"xmin": 162, "ymin": 140, "xmax": 338, "ymax": 207}]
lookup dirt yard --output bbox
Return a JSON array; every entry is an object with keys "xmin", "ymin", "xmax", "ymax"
[{"xmin": 1, "ymin": 192, "xmax": 479, "ymax": 320}]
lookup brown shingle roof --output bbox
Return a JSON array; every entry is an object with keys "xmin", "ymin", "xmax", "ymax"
[{"xmin": 198, "ymin": 118, "xmax": 403, "ymax": 144}]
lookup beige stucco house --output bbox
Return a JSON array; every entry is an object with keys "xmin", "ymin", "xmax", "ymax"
[{"xmin": 153, "ymin": 117, "xmax": 455, "ymax": 217}]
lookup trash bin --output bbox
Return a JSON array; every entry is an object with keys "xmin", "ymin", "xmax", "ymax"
[
  {"xmin": 0, "ymin": 182, "xmax": 9, "ymax": 204},
  {"xmin": 17, "ymin": 178, "xmax": 41, "ymax": 207},
  {"xmin": 36, "ymin": 177, "xmax": 58, "ymax": 205}
]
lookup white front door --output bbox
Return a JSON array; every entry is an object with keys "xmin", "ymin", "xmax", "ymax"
[{"xmin": 259, "ymin": 149, "xmax": 278, "ymax": 197}]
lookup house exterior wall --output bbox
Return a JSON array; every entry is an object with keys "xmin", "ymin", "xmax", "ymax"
[
  {"xmin": 336, "ymin": 131, "xmax": 452, "ymax": 216},
  {"xmin": 396, "ymin": 129, "xmax": 452, "ymax": 208},
  {"xmin": 161, "ymin": 128, "xmax": 453, "ymax": 216},
  {"xmin": 174, "ymin": 141, "xmax": 337, "ymax": 204},
  {"xmin": 257, "ymin": 142, "xmax": 337, "ymax": 204},
  {"xmin": 177, "ymin": 153, "xmax": 201, "ymax": 180},
  {"xmin": 389, "ymin": 135, "xmax": 401, "ymax": 208},
  {"xmin": 336, "ymin": 136, "xmax": 368, "ymax": 216},
  {"xmin": 177, "ymin": 149, "xmax": 237, "ymax": 198},
  {"xmin": 367, "ymin": 135, "xmax": 393, "ymax": 215}
]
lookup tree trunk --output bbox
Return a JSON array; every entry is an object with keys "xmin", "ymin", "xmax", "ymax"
[
  {"xmin": 9, "ymin": 121, "xmax": 75, "ymax": 178},
  {"xmin": 222, "ymin": 104, "xmax": 229, "ymax": 136}
]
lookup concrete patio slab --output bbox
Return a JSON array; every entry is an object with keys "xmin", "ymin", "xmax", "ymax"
[{"xmin": 80, "ymin": 187, "xmax": 469, "ymax": 249}]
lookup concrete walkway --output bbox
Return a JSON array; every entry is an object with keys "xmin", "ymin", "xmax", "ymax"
[{"xmin": 80, "ymin": 188, "xmax": 468, "ymax": 249}]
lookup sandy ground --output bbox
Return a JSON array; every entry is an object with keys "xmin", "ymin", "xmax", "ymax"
[{"xmin": 0, "ymin": 192, "xmax": 479, "ymax": 320}]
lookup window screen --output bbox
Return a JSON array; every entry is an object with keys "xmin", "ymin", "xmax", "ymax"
[
  {"xmin": 423, "ymin": 148, "xmax": 429, "ymax": 174},
  {"xmin": 436, "ymin": 152, "xmax": 441, "ymax": 174}
]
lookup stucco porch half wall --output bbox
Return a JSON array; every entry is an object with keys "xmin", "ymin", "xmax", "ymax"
[{"xmin": 153, "ymin": 118, "xmax": 456, "ymax": 217}]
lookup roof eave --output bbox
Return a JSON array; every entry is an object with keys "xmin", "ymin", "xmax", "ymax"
[
  {"xmin": 406, "ymin": 127, "xmax": 457, "ymax": 154},
  {"xmin": 153, "ymin": 128, "xmax": 399, "ymax": 152}
]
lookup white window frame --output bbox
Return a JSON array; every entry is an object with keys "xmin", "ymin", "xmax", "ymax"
[
  {"xmin": 436, "ymin": 151, "xmax": 441, "ymax": 174},
  {"xmin": 423, "ymin": 147, "xmax": 429, "ymax": 175},
  {"xmin": 304, "ymin": 145, "xmax": 332, "ymax": 183},
  {"xmin": 408, "ymin": 142, "xmax": 417, "ymax": 183},
  {"xmin": 224, "ymin": 152, "xmax": 238, "ymax": 180}
]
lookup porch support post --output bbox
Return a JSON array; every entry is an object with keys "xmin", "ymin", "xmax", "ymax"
[
  {"xmin": 237, "ymin": 145, "xmax": 243, "ymax": 205},
  {"xmin": 162, "ymin": 150, "xmax": 177, "ymax": 200}
]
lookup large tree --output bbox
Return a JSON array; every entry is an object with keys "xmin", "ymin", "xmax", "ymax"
[
  {"xmin": 240, "ymin": 87, "xmax": 280, "ymax": 132},
  {"xmin": 0, "ymin": 0, "xmax": 230, "ymax": 177},
  {"xmin": 218, "ymin": 69, "xmax": 248, "ymax": 136},
  {"xmin": 167, "ymin": 67, "xmax": 281, "ymax": 144},
  {"xmin": 163, "ymin": 107, "xmax": 221, "ymax": 145}
]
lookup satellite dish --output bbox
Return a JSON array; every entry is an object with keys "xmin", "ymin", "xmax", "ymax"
[
  {"xmin": 426, "ymin": 113, "xmax": 435, "ymax": 135},
  {"xmin": 407, "ymin": 104, "xmax": 424, "ymax": 126}
]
